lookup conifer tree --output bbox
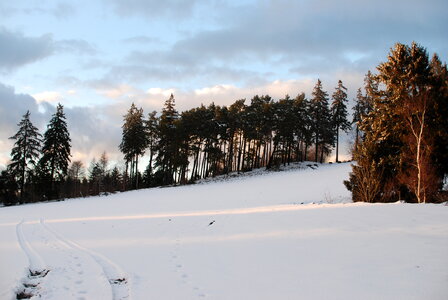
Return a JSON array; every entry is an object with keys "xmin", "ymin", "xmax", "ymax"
[
  {"xmin": 110, "ymin": 166, "xmax": 122, "ymax": 192},
  {"xmin": 39, "ymin": 103, "xmax": 71, "ymax": 197},
  {"xmin": 331, "ymin": 80, "xmax": 350, "ymax": 162},
  {"xmin": 375, "ymin": 42, "xmax": 433, "ymax": 202},
  {"xmin": 119, "ymin": 103, "xmax": 148, "ymax": 189},
  {"xmin": 429, "ymin": 54, "xmax": 448, "ymax": 180},
  {"xmin": 0, "ymin": 170, "xmax": 19, "ymax": 205},
  {"xmin": 310, "ymin": 79, "xmax": 333, "ymax": 163},
  {"xmin": 143, "ymin": 111, "xmax": 159, "ymax": 186},
  {"xmin": 352, "ymin": 88, "xmax": 364, "ymax": 151},
  {"xmin": 88, "ymin": 158, "xmax": 102, "ymax": 195},
  {"xmin": 156, "ymin": 94, "xmax": 179, "ymax": 185},
  {"xmin": 8, "ymin": 111, "xmax": 41, "ymax": 200},
  {"xmin": 348, "ymin": 42, "xmax": 447, "ymax": 203}
]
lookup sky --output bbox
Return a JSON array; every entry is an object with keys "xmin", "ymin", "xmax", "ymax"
[{"xmin": 1, "ymin": 0, "xmax": 447, "ymax": 170}]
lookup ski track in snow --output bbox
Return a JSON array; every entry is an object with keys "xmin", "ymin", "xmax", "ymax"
[
  {"xmin": 15, "ymin": 218, "xmax": 131, "ymax": 300},
  {"xmin": 16, "ymin": 220, "xmax": 46, "ymax": 273},
  {"xmin": 40, "ymin": 219, "xmax": 131, "ymax": 300},
  {"xmin": 16, "ymin": 220, "xmax": 49, "ymax": 299}
]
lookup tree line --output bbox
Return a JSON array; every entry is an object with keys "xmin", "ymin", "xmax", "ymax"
[{"xmin": 119, "ymin": 79, "xmax": 351, "ymax": 189}]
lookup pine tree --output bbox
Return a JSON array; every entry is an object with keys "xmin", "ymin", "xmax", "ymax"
[
  {"xmin": 331, "ymin": 80, "xmax": 350, "ymax": 162},
  {"xmin": 39, "ymin": 103, "xmax": 71, "ymax": 198},
  {"xmin": 8, "ymin": 111, "xmax": 42, "ymax": 201},
  {"xmin": 352, "ymin": 88, "xmax": 364, "ymax": 151},
  {"xmin": 156, "ymin": 94, "xmax": 179, "ymax": 185},
  {"xmin": 143, "ymin": 111, "xmax": 159, "ymax": 186},
  {"xmin": 119, "ymin": 103, "xmax": 148, "ymax": 189},
  {"xmin": 310, "ymin": 79, "xmax": 333, "ymax": 163}
]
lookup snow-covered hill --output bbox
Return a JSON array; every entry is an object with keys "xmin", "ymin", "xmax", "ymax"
[{"xmin": 0, "ymin": 163, "xmax": 447, "ymax": 299}]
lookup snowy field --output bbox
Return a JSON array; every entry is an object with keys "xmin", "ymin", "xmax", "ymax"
[{"xmin": 0, "ymin": 163, "xmax": 447, "ymax": 300}]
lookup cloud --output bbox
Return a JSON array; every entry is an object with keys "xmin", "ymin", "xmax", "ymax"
[
  {"xmin": 52, "ymin": 2, "xmax": 76, "ymax": 19},
  {"xmin": 98, "ymin": 84, "xmax": 136, "ymax": 99},
  {"xmin": 194, "ymin": 84, "xmax": 234, "ymax": 96},
  {"xmin": 0, "ymin": 27, "xmax": 54, "ymax": 71},
  {"xmin": 121, "ymin": 0, "xmax": 447, "ymax": 78},
  {"xmin": 105, "ymin": 0, "xmax": 200, "ymax": 18},
  {"xmin": 32, "ymin": 91, "xmax": 64, "ymax": 103},
  {"xmin": 147, "ymin": 87, "xmax": 176, "ymax": 97},
  {"xmin": 0, "ymin": 27, "xmax": 96, "ymax": 73},
  {"xmin": 64, "ymin": 106, "xmax": 123, "ymax": 166},
  {"xmin": 49, "ymin": 0, "xmax": 445, "ymax": 103}
]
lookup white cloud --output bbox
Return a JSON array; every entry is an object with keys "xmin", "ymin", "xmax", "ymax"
[
  {"xmin": 194, "ymin": 84, "xmax": 235, "ymax": 96},
  {"xmin": 97, "ymin": 84, "xmax": 135, "ymax": 99},
  {"xmin": 32, "ymin": 91, "xmax": 63, "ymax": 103},
  {"xmin": 147, "ymin": 88, "xmax": 176, "ymax": 97}
]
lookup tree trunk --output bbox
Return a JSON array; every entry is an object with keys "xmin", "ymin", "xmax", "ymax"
[
  {"xmin": 320, "ymin": 145, "xmax": 324, "ymax": 163},
  {"xmin": 135, "ymin": 155, "xmax": 139, "ymax": 189},
  {"xmin": 336, "ymin": 125, "xmax": 339, "ymax": 162}
]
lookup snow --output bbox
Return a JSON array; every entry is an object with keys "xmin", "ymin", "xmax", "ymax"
[{"xmin": 0, "ymin": 162, "xmax": 447, "ymax": 299}]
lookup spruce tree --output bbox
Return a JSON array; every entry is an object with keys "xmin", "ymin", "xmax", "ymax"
[
  {"xmin": 331, "ymin": 80, "xmax": 350, "ymax": 162},
  {"xmin": 39, "ymin": 103, "xmax": 71, "ymax": 197},
  {"xmin": 8, "ymin": 111, "xmax": 41, "ymax": 201}
]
